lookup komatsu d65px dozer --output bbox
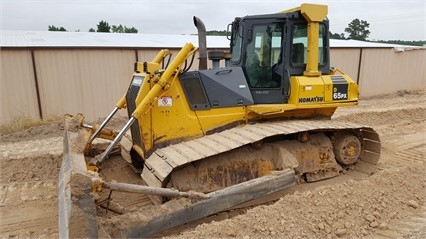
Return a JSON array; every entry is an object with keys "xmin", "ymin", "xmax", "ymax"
[{"xmin": 60, "ymin": 3, "xmax": 381, "ymax": 238}]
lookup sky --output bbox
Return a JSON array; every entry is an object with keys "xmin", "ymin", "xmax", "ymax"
[{"xmin": 1, "ymin": 0, "xmax": 425, "ymax": 41}]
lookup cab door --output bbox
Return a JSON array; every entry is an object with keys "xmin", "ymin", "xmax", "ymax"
[{"xmin": 243, "ymin": 22, "xmax": 286, "ymax": 104}]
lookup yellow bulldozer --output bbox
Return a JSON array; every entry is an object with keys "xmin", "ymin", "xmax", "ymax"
[{"xmin": 59, "ymin": 3, "xmax": 381, "ymax": 238}]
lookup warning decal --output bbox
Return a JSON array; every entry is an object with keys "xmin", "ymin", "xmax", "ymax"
[{"xmin": 158, "ymin": 96, "xmax": 173, "ymax": 107}]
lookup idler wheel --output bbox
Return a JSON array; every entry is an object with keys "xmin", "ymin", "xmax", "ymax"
[{"xmin": 333, "ymin": 134, "xmax": 361, "ymax": 165}]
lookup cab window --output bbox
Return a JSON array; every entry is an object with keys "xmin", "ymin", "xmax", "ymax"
[
  {"xmin": 244, "ymin": 23, "xmax": 283, "ymax": 88},
  {"xmin": 291, "ymin": 24, "xmax": 327, "ymax": 65}
]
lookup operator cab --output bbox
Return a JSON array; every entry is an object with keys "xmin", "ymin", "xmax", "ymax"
[
  {"xmin": 180, "ymin": 11, "xmax": 331, "ymax": 111},
  {"xmin": 229, "ymin": 12, "xmax": 330, "ymax": 103}
]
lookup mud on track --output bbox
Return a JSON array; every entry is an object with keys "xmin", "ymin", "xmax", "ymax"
[{"xmin": 0, "ymin": 90, "xmax": 424, "ymax": 238}]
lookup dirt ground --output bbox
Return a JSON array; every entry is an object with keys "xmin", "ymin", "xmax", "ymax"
[{"xmin": 0, "ymin": 90, "xmax": 424, "ymax": 238}]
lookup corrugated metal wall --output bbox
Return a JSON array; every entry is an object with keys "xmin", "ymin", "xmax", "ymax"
[
  {"xmin": 1, "ymin": 50, "xmax": 40, "ymax": 123},
  {"xmin": 329, "ymin": 48, "xmax": 361, "ymax": 83},
  {"xmin": 33, "ymin": 49, "xmax": 136, "ymax": 120},
  {"xmin": 358, "ymin": 48, "xmax": 426, "ymax": 97},
  {"xmin": 330, "ymin": 48, "xmax": 426, "ymax": 97},
  {"xmin": 1, "ymin": 47, "xmax": 425, "ymax": 124}
]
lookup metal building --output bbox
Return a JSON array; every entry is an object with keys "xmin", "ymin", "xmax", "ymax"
[{"xmin": 1, "ymin": 30, "xmax": 424, "ymax": 124}]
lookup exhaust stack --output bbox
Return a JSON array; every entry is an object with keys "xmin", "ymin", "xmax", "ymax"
[{"xmin": 193, "ymin": 16, "xmax": 207, "ymax": 70}]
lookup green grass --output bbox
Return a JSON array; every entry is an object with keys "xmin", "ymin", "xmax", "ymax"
[{"xmin": 0, "ymin": 116, "xmax": 62, "ymax": 135}]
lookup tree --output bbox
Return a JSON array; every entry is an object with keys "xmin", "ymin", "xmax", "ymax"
[
  {"xmin": 329, "ymin": 31, "xmax": 345, "ymax": 40},
  {"xmin": 111, "ymin": 24, "xmax": 138, "ymax": 33},
  {"xmin": 48, "ymin": 25, "xmax": 67, "ymax": 31},
  {"xmin": 345, "ymin": 18, "xmax": 370, "ymax": 41},
  {"xmin": 123, "ymin": 26, "xmax": 138, "ymax": 33},
  {"xmin": 89, "ymin": 28, "xmax": 95, "ymax": 32},
  {"xmin": 206, "ymin": 30, "xmax": 227, "ymax": 36},
  {"xmin": 97, "ymin": 20, "xmax": 111, "ymax": 33},
  {"xmin": 374, "ymin": 40, "xmax": 426, "ymax": 46},
  {"xmin": 111, "ymin": 24, "xmax": 124, "ymax": 33}
]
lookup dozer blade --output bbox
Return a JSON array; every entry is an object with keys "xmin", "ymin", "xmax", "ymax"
[
  {"xmin": 110, "ymin": 169, "xmax": 295, "ymax": 238},
  {"xmin": 59, "ymin": 114, "xmax": 98, "ymax": 238}
]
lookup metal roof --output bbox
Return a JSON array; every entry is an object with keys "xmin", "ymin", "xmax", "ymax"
[
  {"xmin": 0, "ymin": 30, "xmax": 421, "ymax": 49},
  {"xmin": 0, "ymin": 30, "xmax": 229, "ymax": 48},
  {"xmin": 330, "ymin": 39, "xmax": 420, "ymax": 49}
]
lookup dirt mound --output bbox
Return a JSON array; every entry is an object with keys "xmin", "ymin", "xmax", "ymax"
[
  {"xmin": 335, "ymin": 107, "xmax": 425, "ymax": 128},
  {"xmin": 0, "ymin": 115, "xmax": 127, "ymax": 144},
  {"xmin": 0, "ymin": 155, "xmax": 62, "ymax": 183},
  {"xmin": 0, "ymin": 121, "xmax": 63, "ymax": 143},
  {"xmin": 171, "ymin": 165, "xmax": 425, "ymax": 238}
]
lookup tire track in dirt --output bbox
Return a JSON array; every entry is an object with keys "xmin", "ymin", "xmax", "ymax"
[
  {"xmin": 0, "ymin": 180, "xmax": 59, "ymax": 238},
  {"xmin": 335, "ymin": 103, "xmax": 426, "ymax": 239},
  {"xmin": 0, "ymin": 138, "xmax": 63, "ymax": 238},
  {"xmin": 372, "ymin": 138, "xmax": 426, "ymax": 239},
  {"xmin": 382, "ymin": 143, "xmax": 425, "ymax": 169},
  {"xmin": 0, "ymin": 137, "xmax": 62, "ymax": 160},
  {"xmin": 374, "ymin": 204, "xmax": 426, "ymax": 239}
]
